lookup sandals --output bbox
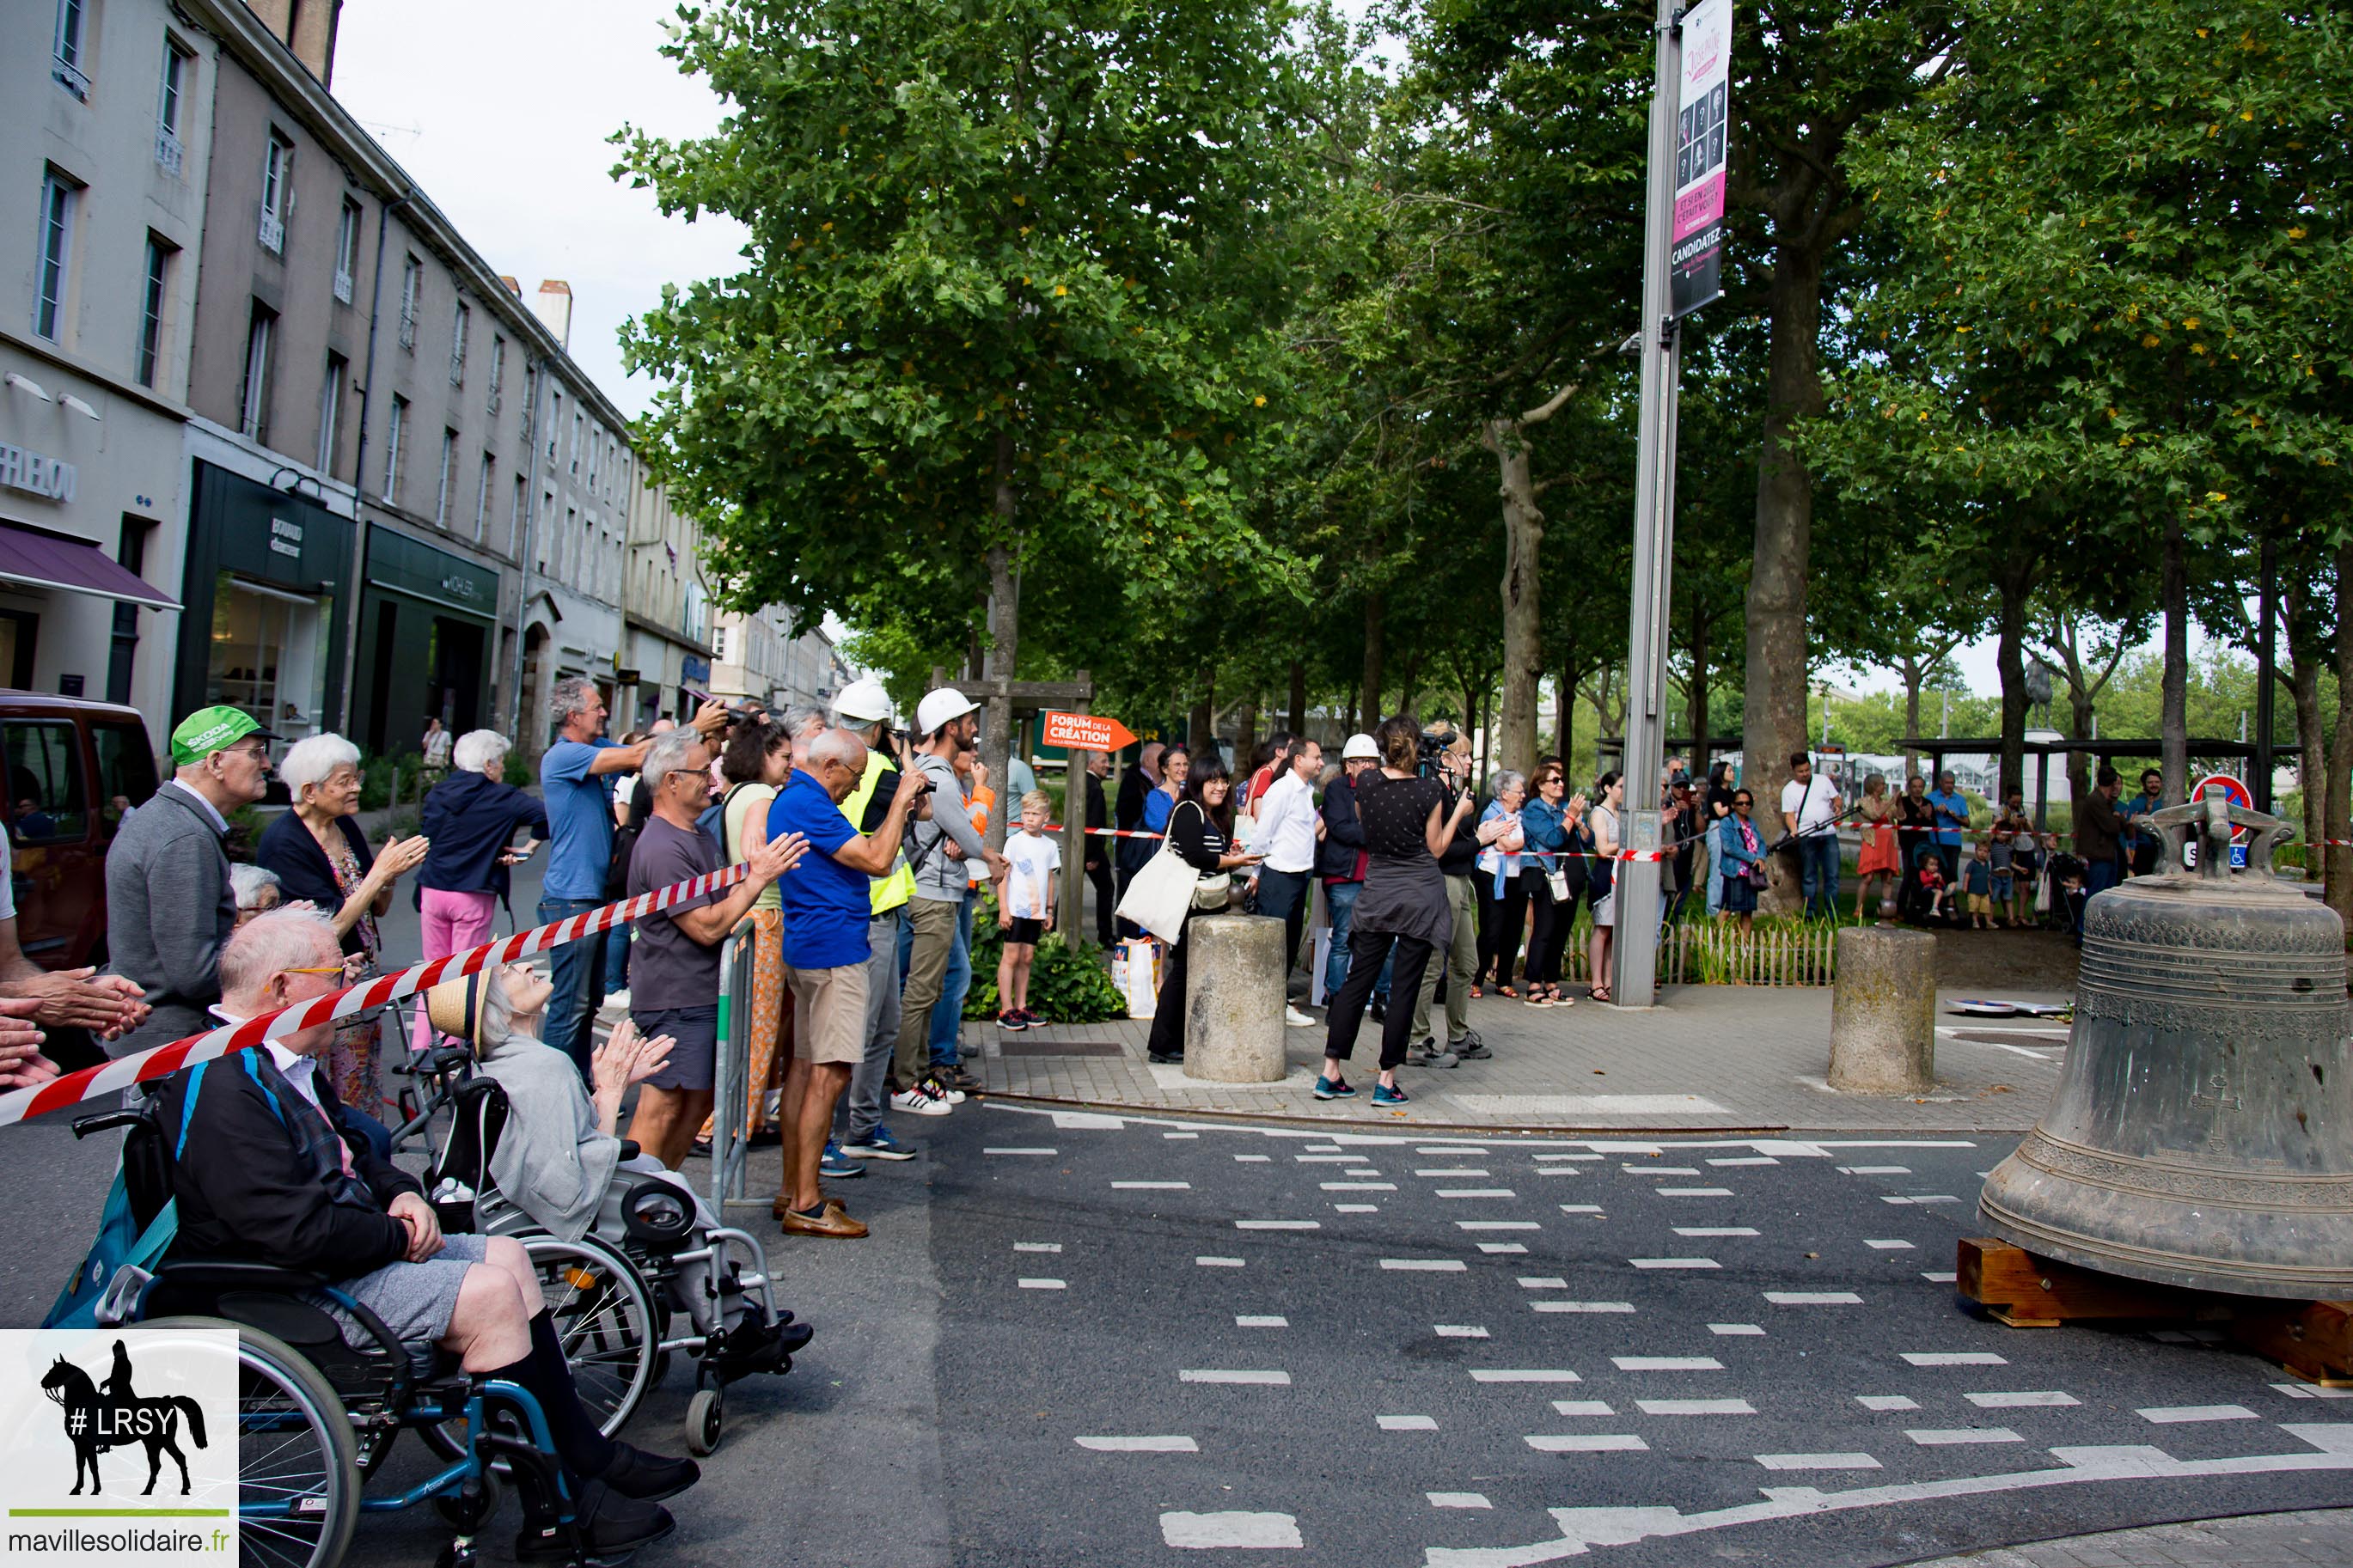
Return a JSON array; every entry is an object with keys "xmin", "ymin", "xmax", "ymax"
[
  {"xmin": 1470, "ymin": 984, "xmax": 1484, "ymax": 999},
  {"xmin": 1499, "ymin": 985, "xmax": 1519, "ymax": 1000},
  {"xmin": 1588, "ymin": 985, "xmax": 1612, "ymax": 1004}
]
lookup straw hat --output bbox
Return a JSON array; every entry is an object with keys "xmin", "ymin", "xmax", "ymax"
[{"xmin": 425, "ymin": 969, "xmax": 496, "ymax": 1053}]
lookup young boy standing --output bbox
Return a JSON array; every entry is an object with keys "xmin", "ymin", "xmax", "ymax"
[{"xmin": 998, "ymin": 790, "xmax": 1060, "ymax": 1030}]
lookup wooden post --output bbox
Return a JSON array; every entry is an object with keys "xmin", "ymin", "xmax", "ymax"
[{"xmin": 1059, "ymin": 674, "xmax": 1090, "ymax": 946}]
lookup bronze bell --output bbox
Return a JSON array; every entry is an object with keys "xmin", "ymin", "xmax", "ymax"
[{"xmin": 1978, "ymin": 784, "xmax": 2353, "ymax": 1298}]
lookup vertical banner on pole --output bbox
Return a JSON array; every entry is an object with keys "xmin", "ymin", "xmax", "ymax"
[{"xmin": 1670, "ymin": 0, "xmax": 1733, "ymax": 319}]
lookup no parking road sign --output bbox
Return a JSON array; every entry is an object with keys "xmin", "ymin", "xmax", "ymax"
[{"xmin": 2183, "ymin": 772, "xmax": 2251, "ymax": 869}]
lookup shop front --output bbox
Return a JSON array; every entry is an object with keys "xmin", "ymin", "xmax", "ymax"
[
  {"xmin": 351, "ymin": 526, "xmax": 499, "ymax": 760},
  {"xmin": 173, "ymin": 459, "xmax": 352, "ymax": 741}
]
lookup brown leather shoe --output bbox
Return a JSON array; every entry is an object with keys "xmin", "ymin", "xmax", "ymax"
[
  {"xmin": 772, "ymin": 1196, "xmax": 853, "ymax": 1221},
  {"xmin": 779, "ymin": 1205, "xmax": 868, "ymax": 1239}
]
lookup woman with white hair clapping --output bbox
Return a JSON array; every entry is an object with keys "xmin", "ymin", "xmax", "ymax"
[
  {"xmin": 255, "ymin": 733, "xmax": 430, "ymax": 1115},
  {"xmin": 413, "ymin": 729, "xmax": 547, "ymax": 1052}
]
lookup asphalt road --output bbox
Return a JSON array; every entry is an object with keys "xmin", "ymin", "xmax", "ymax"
[{"xmin": 9, "ymin": 1096, "xmax": 2353, "ymax": 1567}]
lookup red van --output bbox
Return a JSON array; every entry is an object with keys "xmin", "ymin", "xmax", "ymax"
[{"xmin": 2, "ymin": 692, "xmax": 160, "ymax": 972}]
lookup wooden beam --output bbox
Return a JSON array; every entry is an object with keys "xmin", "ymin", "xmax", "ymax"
[{"xmin": 1955, "ymin": 1238, "xmax": 2209, "ymax": 1327}]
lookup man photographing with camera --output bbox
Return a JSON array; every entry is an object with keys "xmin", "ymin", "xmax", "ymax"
[{"xmin": 1410, "ymin": 723, "xmax": 1499, "ymax": 1067}]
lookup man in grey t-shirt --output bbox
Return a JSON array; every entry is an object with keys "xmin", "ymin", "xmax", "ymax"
[{"xmin": 890, "ymin": 689, "xmax": 1005, "ymax": 1109}]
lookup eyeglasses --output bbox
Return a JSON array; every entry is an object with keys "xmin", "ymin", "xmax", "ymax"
[{"xmin": 281, "ymin": 965, "xmax": 346, "ymax": 977}]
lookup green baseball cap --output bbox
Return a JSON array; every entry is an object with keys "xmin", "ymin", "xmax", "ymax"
[{"xmin": 169, "ymin": 705, "xmax": 282, "ymax": 767}]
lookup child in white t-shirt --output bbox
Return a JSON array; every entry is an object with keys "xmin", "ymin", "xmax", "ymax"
[{"xmin": 997, "ymin": 791, "xmax": 1060, "ymax": 1030}]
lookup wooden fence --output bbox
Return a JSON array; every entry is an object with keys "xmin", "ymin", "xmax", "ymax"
[{"xmin": 1550, "ymin": 918, "xmax": 1840, "ymax": 988}]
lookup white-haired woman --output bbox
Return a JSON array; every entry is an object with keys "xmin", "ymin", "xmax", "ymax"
[
  {"xmin": 414, "ymin": 729, "xmax": 547, "ymax": 1052},
  {"xmin": 229, "ymin": 862, "xmax": 284, "ymax": 927},
  {"xmin": 255, "ymin": 733, "xmax": 430, "ymax": 1113}
]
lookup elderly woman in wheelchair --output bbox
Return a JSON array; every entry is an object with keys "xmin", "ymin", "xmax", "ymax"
[
  {"xmin": 422, "ymin": 961, "xmax": 810, "ymax": 1454},
  {"xmin": 76, "ymin": 910, "xmax": 699, "ymax": 1567}
]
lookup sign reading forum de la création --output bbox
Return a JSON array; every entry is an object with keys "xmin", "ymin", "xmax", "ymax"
[{"xmin": 0, "ymin": 1328, "xmax": 239, "ymax": 1566}]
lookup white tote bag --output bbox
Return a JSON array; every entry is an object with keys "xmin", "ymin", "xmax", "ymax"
[{"xmin": 1115, "ymin": 801, "xmax": 1205, "ymax": 943}]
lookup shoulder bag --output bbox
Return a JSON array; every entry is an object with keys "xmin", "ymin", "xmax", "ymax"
[{"xmin": 1116, "ymin": 800, "xmax": 1214, "ymax": 943}]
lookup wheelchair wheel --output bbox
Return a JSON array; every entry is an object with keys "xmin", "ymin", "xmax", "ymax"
[
  {"xmin": 531, "ymin": 1232, "xmax": 659, "ymax": 1437},
  {"xmin": 145, "ymin": 1315, "xmax": 361, "ymax": 1568}
]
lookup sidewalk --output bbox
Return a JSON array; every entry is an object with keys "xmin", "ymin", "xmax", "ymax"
[
  {"xmin": 961, "ymin": 981, "xmax": 2073, "ymax": 1133},
  {"xmin": 1904, "ymin": 1509, "xmax": 2353, "ymax": 1567}
]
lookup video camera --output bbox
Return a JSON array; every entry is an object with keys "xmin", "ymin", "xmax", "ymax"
[{"xmin": 1417, "ymin": 725, "xmax": 1461, "ymax": 782}]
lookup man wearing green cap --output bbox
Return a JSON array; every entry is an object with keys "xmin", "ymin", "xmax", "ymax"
[{"xmin": 101, "ymin": 705, "xmax": 280, "ymax": 1058}]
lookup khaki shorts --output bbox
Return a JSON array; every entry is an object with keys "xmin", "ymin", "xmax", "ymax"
[{"xmin": 784, "ymin": 961, "xmax": 870, "ymax": 1066}]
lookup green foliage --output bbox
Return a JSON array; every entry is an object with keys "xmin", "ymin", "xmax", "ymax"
[{"xmin": 963, "ymin": 894, "xmax": 1128, "ymax": 1022}]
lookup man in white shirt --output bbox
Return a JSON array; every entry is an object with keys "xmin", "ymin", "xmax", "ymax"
[
  {"xmin": 1778, "ymin": 752, "xmax": 1844, "ymax": 920},
  {"xmin": 1246, "ymin": 739, "xmax": 1323, "ymax": 1027}
]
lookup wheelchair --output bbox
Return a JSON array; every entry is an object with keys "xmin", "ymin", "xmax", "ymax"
[
  {"xmin": 425, "ymin": 1074, "xmax": 808, "ymax": 1456},
  {"xmin": 70, "ymin": 1100, "xmax": 625, "ymax": 1568}
]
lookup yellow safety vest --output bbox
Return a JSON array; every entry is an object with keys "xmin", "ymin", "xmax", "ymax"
[{"xmin": 846, "ymin": 759, "xmax": 914, "ymax": 916}]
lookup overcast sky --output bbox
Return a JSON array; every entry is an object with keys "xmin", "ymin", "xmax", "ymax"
[
  {"xmin": 332, "ymin": 0, "xmax": 749, "ymax": 426},
  {"xmin": 327, "ymin": 2, "xmax": 2176, "ymax": 704}
]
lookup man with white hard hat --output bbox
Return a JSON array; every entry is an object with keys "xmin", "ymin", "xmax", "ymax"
[
  {"xmin": 825, "ymin": 679, "xmax": 927, "ymax": 1163},
  {"xmin": 891, "ymin": 688, "xmax": 1006, "ymax": 1111}
]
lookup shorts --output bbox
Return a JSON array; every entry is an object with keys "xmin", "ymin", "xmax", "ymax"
[
  {"xmin": 784, "ymin": 961, "xmax": 869, "ymax": 1066},
  {"xmin": 312, "ymin": 1230, "xmax": 492, "ymax": 1346},
  {"xmin": 633, "ymin": 1004, "xmax": 718, "ymax": 1092},
  {"xmin": 1005, "ymin": 916, "xmax": 1045, "ymax": 946},
  {"xmin": 1590, "ymin": 891, "xmax": 1617, "ymax": 927}
]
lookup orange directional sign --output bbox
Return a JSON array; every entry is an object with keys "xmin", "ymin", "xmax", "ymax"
[{"xmin": 1040, "ymin": 711, "xmax": 1137, "ymax": 753}]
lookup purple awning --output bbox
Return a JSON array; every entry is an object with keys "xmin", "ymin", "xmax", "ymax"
[{"xmin": 0, "ymin": 520, "xmax": 178, "ymax": 611}]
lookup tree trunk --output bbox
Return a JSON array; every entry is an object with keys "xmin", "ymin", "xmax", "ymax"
[
  {"xmin": 1360, "ymin": 592, "xmax": 1385, "ymax": 728},
  {"xmin": 2160, "ymin": 520, "xmax": 2191, "ymax": 802},
  {"xmin": 1900, "ymin": 655, "xmax": 1923, "ymax": 783},
  {"xmin": 981, "ymin": 431, "xmax": 1019, "ymax": 855},
  {"xmin": 1556, "ymin": 638, "xmax": 1577, "ymax": 763},
  {"xmin": 1684, "ymin": 605, "xmax": 1710, "ymax": 778},
  {"xmin": 1746, "ymin": 241, "xmax": 1827, "ymax": 913},
  {"xmin": 1994, "ymin": 560, "xmax": 2029, "ymax": 805},
  {"xmin": 2065, "ymin": 686, "xmax": 2096, "ymax": 817},
  {"xmin": 1489, "ymin": 417, "xmax": 1545, "ymax": 778},
  {"xmin": 1235, "ymin": 695, "xmax": 1258, "ymax": 766},
  {"xmin": 1399, "ymin": 650, "xmax": 1423, "ymax": 718},
  {"xmin": 1189, "ymin": 671, "xmax": 1215, "ymax": 759},
  {"xmin": 1287, "ymin": 660, "xmax": 1306, "ymax": 739},
  {"xmin": 2282, "ymin": 578, "xmax": 2327, "ymax": 880},
  {"xmin": 2327, "ymin": 538, "xmax": 2353, "ymax": 920}
]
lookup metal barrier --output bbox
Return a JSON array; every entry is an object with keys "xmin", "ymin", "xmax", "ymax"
[{"xmin": 711, "ymin": 918, "xmax": 760, "ymax": 1213}]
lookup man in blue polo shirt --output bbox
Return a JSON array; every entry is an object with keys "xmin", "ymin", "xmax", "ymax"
[
  {"xmin": 1927, "ymin": 770, "xmax": 1971, "ymax": 874},
  {"xmin": 769, "ymin": 728, "xmax": 929, "ymax": 1239},
  {"xmin": 538, "ymin": 675, "xmax": 724, "ymax": 1076}
]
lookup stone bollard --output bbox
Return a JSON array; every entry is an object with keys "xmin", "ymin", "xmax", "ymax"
[
  {"xmin": 1183, "ymin": 915, "xmax": 1287, "ymax": 1083},
  {"xmin": 1827, "ymin": 925, "xmax": 1936, "ymax": 1095}
]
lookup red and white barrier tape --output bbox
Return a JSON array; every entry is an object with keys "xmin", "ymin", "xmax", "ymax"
[{"xmin": 0, "ymin": 861, "xmax": 753, "ymax": 1129}]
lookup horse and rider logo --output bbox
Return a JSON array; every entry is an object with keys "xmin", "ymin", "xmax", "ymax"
[{"xmin": 38, "ymin": 1339, "xmax": 209, "ymax": 1496}]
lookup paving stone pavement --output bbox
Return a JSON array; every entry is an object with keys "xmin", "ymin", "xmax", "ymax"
[
  {"xmin": 963, "ymin": 983, "xmax": 2075, "ymax": 1133},
  {"xmin": 1903, "ymin": 1508, "xmax": 2353, "ymax": 1566}
]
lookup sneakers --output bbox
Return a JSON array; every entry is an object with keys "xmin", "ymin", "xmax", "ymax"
[
  {"xmin": 1284, "ymin": 1005, "xmax": 1317, "ymax": 1028},
  {"xmin": 841, "ymin": 1126, "xmax": 918, "ymax": 1161},
  {"xmin": 889, "ymin": 1085, "xmax": 954, "ymax": 1117},
  {"xmin": 1372, "ymin": 1082, "xmax": 1410, "ymax": 1106},
  {"xmin": 1312, "ymin": 1075, "xmax": 1356, "ymax": 1101},
  {"xmin": 601, "ymin": 987, "xmax": 633, "ymax": 1011},
  {"xmin": 1147, "ymin": 1051, "xmax": 1184, "ymax": 1065},
  {"xmin": 997, "ymin": 1010, "xmax": 1029, "ymax": 1031},
  {"xmin": 1012, "ymin": 1008, "xmax": 1042, "ymax": 1028},
  {"xmin": 919, "ymin": 1072, "xmax": 967, "ymax": 1105},
  {"xmin": 1453, "ymin": 1031, "xmax": 1492, "ymax": 1061},
  {"xmin": 817, "ymin": 1142, "xmax": 867, "ymax": 1179},
  {"xmin": 1412, "ymin": 1039, "xmax": 1461, "ymax": 1069},
  {"xmin": 779, "ymin": 1202, "xmax": 869, "ymax": 1239}
]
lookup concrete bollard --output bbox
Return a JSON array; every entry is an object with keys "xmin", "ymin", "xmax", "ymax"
[
  {"xmin": 1827, "ymin": 924, "xmax": 1937, "ymax": 1095},
  {"xmin": 1183, "ymin": 915, "xmax": 1287, "ymax": 1083}
]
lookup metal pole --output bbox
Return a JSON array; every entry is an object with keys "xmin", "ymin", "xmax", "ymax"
[
  {"xmin": 2254, "ymin": 535, "xmax": 2276, "ymax": 811},
  {"xmin": 1610, "ymin": 0, "xmax": 1685, "ymax": 1009}
]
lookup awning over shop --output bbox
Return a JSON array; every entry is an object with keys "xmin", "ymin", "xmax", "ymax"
[{"xmin": 0, "ymin": 520, "xmax": 179, "ymax": 611}]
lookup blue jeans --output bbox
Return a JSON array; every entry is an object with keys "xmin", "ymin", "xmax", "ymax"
[
  {"xmin": 538, "ymin": 895, "xmax": 608, "ymax": 1077},
  {"xmin": 2077, "ymin": 857, "xmax": 2120, "ymax": 932},
  {"xmin": 602, "ymin": 924, "xmax": 632, "ymax": 993},
  {"xmin": 932, "ymin": 889, "xmax": 976, "ymax": 1066},
  {"xmin": 1323, "ymin": 881, "xmax": 1361, "ymax": 1003},
  {"xmin": 1798, "ymin": 836, "xmax": 1841, "ymax": 919}
]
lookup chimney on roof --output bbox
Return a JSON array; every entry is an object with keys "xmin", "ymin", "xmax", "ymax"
[
  {"xmin": 242, "ymin": 0, "xmax": 342, "ymax": 86},
  {"xmin": 531, "ymin": 280, "xmax": 572, "ymax": 351},
  {"xmin": 498, "ymin": 275, "xmax": 521, "ymax": 297}
]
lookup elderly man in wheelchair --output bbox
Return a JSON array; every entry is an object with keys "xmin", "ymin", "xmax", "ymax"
[
  {"xmin": 141, "ymin": 909, "xmax": 700, "ymax": 1562},
  {"xmin": 420, "ymin": 961, "xmax": 811, "ymax": 1453}
]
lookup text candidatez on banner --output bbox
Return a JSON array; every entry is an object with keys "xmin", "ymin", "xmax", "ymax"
[{"xmin": 1670, "ymin": 0, "xmax": 1733, "ymax": 319}]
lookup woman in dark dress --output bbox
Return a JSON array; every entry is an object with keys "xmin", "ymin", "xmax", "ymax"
[
  {"xmin": 1318, "ymin": 715, "xmax": 1476, "ymax": 1106},
  {"xmin": 1145, "ymin": 754, "xmax": 1263, "ymax": 1064}
]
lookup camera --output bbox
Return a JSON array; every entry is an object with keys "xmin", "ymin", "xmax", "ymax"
[{"xmin": 1416, "ymin": 726, "xmax": 1461, "ymax": 781}]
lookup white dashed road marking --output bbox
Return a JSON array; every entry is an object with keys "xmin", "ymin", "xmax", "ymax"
[
  {"xmin": 1967, "ymin": 1391, "xmax": 2080, "ymax": 1408},
  {"xmin": 984, "ymin": 1147, "xmax": 1058, "ymax": 1156},
  {"xmin": 1534, "ymin": 1302, "xmax": 1636, "ymax": 1315},
  {"xmin": 1907, "ymin": 1428, "xmax": 2023, "ymax": 1445},
  {"xmin": 1638, "ymin": 1399, "xmax": 1755, "ymax": 1416},
  {"xmin": 1458, "ymin": 1220, "xmax": 1541, "ymax": 1231},
  {"xmin": 1756, "ymin": 1452, "xmax": 1883, "ymax": 1470},
  {"xmin": 1633, "ymin": 1258, "xmax": 1720, "ymax": 1271},
  {"xmin": 1471, "ymin": 1370, "xmax": 1581, "ymax": 1383},
  {"xmin": 1018, "ymin": 1278, "xmax": 1066, "ymax": 1290},
  {"xmin": 1378, "ymin": 1415, "xmax": 1438, "ymax": 1431},
  {"xmin": 1437, "ymin": 1188, "xmax": 1518, "ymax": 1199},
  {"xmin": 1238, "ymin": 1220, "xmax": 1320, "ymax": 1230},
  {"xmin": 1551, "ymin": 1400, "xmax": 1616, "ymax": 1416},
  {"xmin": 1196, "ymin": 1256, "xmax": 1244, "ymax": 1268},
  {"xmin": 1656, "ymin": 1187, "xmax": 1734, "ymax": 1197},
  {"xmin": 1077, "ymin": 1435, "xmax": 1197, "ymax": 1452},
  {"xmin": 1115, "ymin": 1181, "xmax": 1190, "ymax": 1190},
  {"xmin": 2138, "ymin": 1405, "xmax": 2258, "ymax": 1423},
  {"xmin": 1236, "ymin": 1315, "xmax": 1288, "ymax": 1328},
  {"xmin": 1856, "ymin": 1395, "xmax": 1919, "ymax": 1411},
  {"xmin": 1427, "ymin": 1492, "xmax": 1490, "ymax": 1510},
  {"xmin": 1613, "ymin": 1357, "xmax": 1722, "ymax": 1371},
  {"xmin": 1764, "ymin": 1291, "xmax": 1862, "ymax": 1304},
  {"xmin": 1160, "ymin": 1510, "xmax": 1301, "ymax": 1549},
  {"xmin": 1904, "ymin": 1352, "xmax": 2007, "ymax": 1366},
  {"xmin": 1416, "ymin": 1168, "xmax": 1491, "ymax": 1178},
  {"xmin": 1528, "ymin": 1434, "xmax": 1650, "ymax": 1452},
  {"xmin": 1382, "ymin": 1259, "xmax": 1466, "ymax": 1272},
  {"xmin": 1709, "ymin": 1324, "xmax": 1765, "ymax": 1337},
  {"xmin": 1180, "ymin": 1370, "xmax": 1292, "ymax": 1386},
  {"xmin": 1864, "ymin": 1239, "xmax": 1916, "ymax": 1250},
  {"xmin": 1015, "ymin": 1242, "xmax": 1061, "ymax": 1253},
  {"xmin": 1676, "ymin": 1227, "xmax": 1759, "ymax": 1237},
  {"xmin": 1435, "ymin": 1325, "xmax": 1489, "ymax": 1339}
]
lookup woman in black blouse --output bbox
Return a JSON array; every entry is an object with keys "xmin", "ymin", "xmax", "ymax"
[
  {"xmin": 1146, "ymin": 753, "xmax": 1263, "ymax": 1064},
  {"xmin": 1319, "ymin": 715, "xmax": 1476, "ymax": 1105}
]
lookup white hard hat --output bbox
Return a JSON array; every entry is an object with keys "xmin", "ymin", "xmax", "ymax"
[
  {"xmin": 1342, "ymin": 733, "xmax": 1379, "ymax": 760},
  {"xmin": 834, "ymin": 678, "xmax": 895, "ymax": 725},
  {"xmin": 914, "ymin": 686, "xmax": 980, "ymax": 736}
]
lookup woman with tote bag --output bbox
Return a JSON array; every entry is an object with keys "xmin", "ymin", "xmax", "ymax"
[{"xmin": 1137, "ymin": 754, "xmax": 1262, "ymax": 1064}]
